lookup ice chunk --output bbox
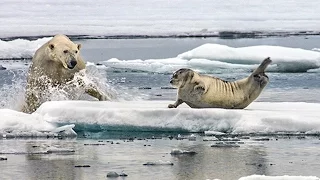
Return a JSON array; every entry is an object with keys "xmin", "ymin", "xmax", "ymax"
[
  {"xmin": 51, "ymin": 124, "xmax": 77, "ymax": 137},
  {"xmin": 170, "ymin": 149, "xmax": 197, "ymax": 155},
  {"xmin": 35, "ymin": 101, "xmax": 320, "ymax": 135},
  {"xmin": 143, "ymin": 160, "xmax": 174, "ymax": 166}
]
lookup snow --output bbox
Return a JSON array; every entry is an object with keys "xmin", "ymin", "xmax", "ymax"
[
  {"xmin": 178, "ymin": 44, "xmax": 320, "ymax": 65},
  {"xmin": 239, "ymin": 175, "xmax": 320, "ymax": 180},
  {"xmin": 0, "ymin": 100, "xmax": 308, "ymax": 134},
  {"xmin": 1, "ymin": 0, "xmax": 320, "ymax": 38}
]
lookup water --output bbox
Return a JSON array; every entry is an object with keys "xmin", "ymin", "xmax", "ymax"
[
  {"xmin": 77, "ymin": 36, "xmax": 320, "ymax": 61},
  {"xmin": 1, "ymin": 135, "xmax": 320, "ymax": 180},
  {"xmin": 1, "ymin": 36, "xmax": 320, "ymax": 179}
]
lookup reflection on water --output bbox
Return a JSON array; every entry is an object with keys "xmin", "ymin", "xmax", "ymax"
[{"xmin": 1, "ymin": 135, "xmax": 319, "ymax": 180}]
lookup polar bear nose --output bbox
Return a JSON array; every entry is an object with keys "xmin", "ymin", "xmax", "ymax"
[
  {"xmin": 70, "ymin": 60, "xmax": 77, "ymax": 67},
  {"xmin": 67, "ymin": 57, "xmax": 77, "ymax": 69}
]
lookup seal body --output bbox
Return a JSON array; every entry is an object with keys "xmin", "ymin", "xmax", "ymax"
[{"xmin": 168, "ymin": 57, "xmax": 272, "ymax": 109}]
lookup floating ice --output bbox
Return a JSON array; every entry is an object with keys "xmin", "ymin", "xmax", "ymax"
[
  {"xmin": 170, "ymin": 149, "xmax": 197, "ymax": 155},
  {"xmin": 106, "ymin": 172, "xmax": 119, "ymax": 178},
  {"xmin": 34, "ymin": 100, "xmax": 320, "ymax": 134},
  {"xmin": 177, "ymin": 44, "xmax": 320, "ymax": 73},
  {"xmin": 0, "ymin": 38, "xmax": 50, "ymax": 59},
  {"xmin": 211, "ymin": 142, "xmax": 240, "ymax": 148},
  {"xmin": 0, "ymin": 108, "xmax": 76, "ymax": 138},
  {"xmin": 2, "ymin": 100, "xmax": 320, "ymax": 136},
  {"xmin": 188, "ymin": 134, "xmax": 196, "ymax": 141},
  {"xmin": 143, "ymin": 160, "xmax": 174, "ymax": 166},
  {"xmin": 47, "ymin": 147, "xmax": 75, "ymax": 154},
  {"xmin": 103, "ymin": 44, "xmax": 320, "ymax": 73},
  {"xmin": 204, "ymin": 131, "xmax": 226, "ymax": 136},
  {"xmin": 0, "ymin": 65, "xmax": 6, "ymax": 70},
  {"xmin": 51, "ymin": 124, "xmax": 77, "ymax": 137}
]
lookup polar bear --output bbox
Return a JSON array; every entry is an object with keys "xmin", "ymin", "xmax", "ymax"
[{"xmin": 22, "ymin": 34, "xmax": 110, "ymax": 113}]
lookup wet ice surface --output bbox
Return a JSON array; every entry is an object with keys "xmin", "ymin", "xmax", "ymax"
[{"xmin": 0, "ymin": 135, "xmax": 320, "ymax": 180}]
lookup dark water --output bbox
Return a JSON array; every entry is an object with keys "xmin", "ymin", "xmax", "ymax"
[
  {"xmin": 77, "ymin": 36, "xmax": 320, "ymax": 61},
  {"xmin": 1, "ymin": 135, "xmax": 320, "ymax": 180}
]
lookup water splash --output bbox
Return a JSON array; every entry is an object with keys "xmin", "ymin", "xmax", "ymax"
[
  {"xmin": 0, "ymin": 63, "xmax": 117, "ymax": 111},
  {"xmin": 0, "ymin": 69, "xmax": 27, "ymax": 110}
]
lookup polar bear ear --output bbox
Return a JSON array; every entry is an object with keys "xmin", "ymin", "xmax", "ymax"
[
  {"xmin": 49, "ymin": 44, "xmax": 55, "ymax": 50},
  {"xmin": 77, "ymin": 44, "xmax": 82, "ymax": 50}
]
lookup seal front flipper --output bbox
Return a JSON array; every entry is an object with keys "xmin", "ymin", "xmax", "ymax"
[
  {"xmin": 193, "ymin": 81, "xmax": 207, "ymax": 94},
  {"xmin": 168, "ymin": 99, "xmax": 183, "ymax": 108}
]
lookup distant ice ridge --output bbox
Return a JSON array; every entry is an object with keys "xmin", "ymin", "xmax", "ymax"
[
  {"xmin": 1, "ymin": 0, "xmax": 320, "ymax": 37},
  {"xmin": 104, "ymin": 44, "xmax": 320, "ymax": 73},
  {"xmin": 29, "ymin": 100, "xmax": 320, "ymax": 134}
]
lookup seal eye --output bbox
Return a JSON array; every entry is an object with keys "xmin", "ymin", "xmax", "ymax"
[
  {"xmin": 75, "ymin": 50, "xmax": 78, "ymax": 53},
  {"xmin": 173, "ymin": 73, "xmax": 178, "ymax": 78},
  {"xmin": 63, "ymin": 50, "xmax": 68, "ymax": 53}
]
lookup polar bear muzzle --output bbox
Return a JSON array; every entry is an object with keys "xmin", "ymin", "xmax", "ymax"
[{"xmin": 67, "ymin": 56, "xmax": 77, "ymax": 69}]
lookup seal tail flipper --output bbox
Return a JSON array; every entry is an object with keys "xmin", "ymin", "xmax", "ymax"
[{"xmin": 251, "ymin": 57, "xmax": 272, "ymax": 75}]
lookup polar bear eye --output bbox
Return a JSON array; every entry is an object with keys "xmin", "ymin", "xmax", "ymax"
[
  {"xmin": 75, "ymin": 50, "xmax": 78, "ymax": 53},
  {"xmin": 63, "ymin": 50, "xmax": 69, "ymax": 53}
]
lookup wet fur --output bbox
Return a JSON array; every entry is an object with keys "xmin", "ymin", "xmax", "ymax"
[
  {"xmin": 22, "ymin": 34, "xmax": 109, "ymax": 113},
  {"xmin": 168, "ymin": 57, "xmax": 272, "ymax": 109}
]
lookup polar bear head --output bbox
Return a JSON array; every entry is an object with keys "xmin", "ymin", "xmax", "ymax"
[{"xmin": 46, "ymin": 34, "xmax": 82, "ymax": 69}]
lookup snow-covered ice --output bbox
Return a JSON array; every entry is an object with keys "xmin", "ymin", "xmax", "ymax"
[
  {"xmin": 1, "ymin": 100, "xmax": 318, "ymax": 135},
  {"xmin": 0, "ymin": 38, "xmax": 50, "ymax": 59},
  {"xmin": 0, "ymin": 108, "xmax": 77, "ymax": 137},
  {"xmin": 104, "ymin": 44, "xmax": 320, "ymax": 73}
]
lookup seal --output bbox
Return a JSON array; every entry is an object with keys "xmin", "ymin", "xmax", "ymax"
[{"xmin": 168, "ymin": 57, "xmax": 272, "ymax": 109}]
